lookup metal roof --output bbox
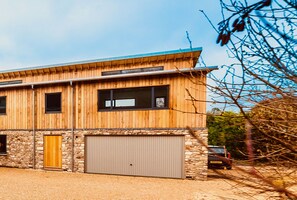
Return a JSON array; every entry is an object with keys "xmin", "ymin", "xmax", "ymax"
[{"xmin": 0, "ymin": 47, "xmax": 203, "ymax": 74}]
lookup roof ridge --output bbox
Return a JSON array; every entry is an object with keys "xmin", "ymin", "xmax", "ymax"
[{"xmin": 0, "ymin": 47, "xmax": 202, "ymax": 74}]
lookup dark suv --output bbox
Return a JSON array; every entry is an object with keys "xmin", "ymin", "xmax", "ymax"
[{"xmin": 208, "ymin": 145, "xmax": 232, "ymax": 170}]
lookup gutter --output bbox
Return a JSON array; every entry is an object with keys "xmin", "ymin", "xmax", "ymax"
[{"xmin": 0, "ymin": 66, "xmax": 218, "ymax": 89}]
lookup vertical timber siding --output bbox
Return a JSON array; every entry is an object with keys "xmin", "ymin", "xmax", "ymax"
[
  {"xmin": 0, "ymin": 60, "xmax": 196, "ymax": 83},
  {"xmin": 35, "ymin": 85, "xmax": 72, "ymax": 129},
  {"xmin": 0, "ymin": 74, "xmax": 206, "ymax": 130},
  {"xmin": 0, "ymin": 49, "xmax": 210, "ymax": 180},
  {"xmin": 0, "ymin": 88, "xmax": 33, "ymax": 129}
]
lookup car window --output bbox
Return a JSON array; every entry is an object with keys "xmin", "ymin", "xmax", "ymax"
[{"xmin": 209, "ymin": 147, "xmax": 225, "ymax": 154}]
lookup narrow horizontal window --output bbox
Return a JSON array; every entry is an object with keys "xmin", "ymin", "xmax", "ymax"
[
  {"xmin": 98, "ymin": 85, "xmax": 169, "ymax": 111},
  {"xmin": 0, "ymin": 80, "xmax": 22, "ymax": 86},
  {"xmin": 0, "ymin": 135, "xmax": 7, "ymax": 154},
  {"xmin": 0, "ymin": 96, "xmax": 6, "ymax": 115},
  {"xmin": 102, "ymin": 66, "xmax": 164, "ymax": 76},
  {"xmin": 45, "ymin": 92, "xmax": 62, "ymax": 113}
]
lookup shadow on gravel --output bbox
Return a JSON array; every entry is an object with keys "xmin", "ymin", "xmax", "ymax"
[
  {"xmin": 207, "ymin": 169, "xmax": 246, "ymax": 181},
  {"xmin": 208, "ymin": 170, "xmax": 232, "ymax": 180}
]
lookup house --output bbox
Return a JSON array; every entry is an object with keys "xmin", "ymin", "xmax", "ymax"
[{"xmin": 0, "ymin": 47, "xmax": 217, "ymax": 180}]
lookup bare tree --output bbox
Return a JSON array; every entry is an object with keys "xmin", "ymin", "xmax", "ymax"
[{"xmin": 195, "ymin": 0, "xmax": 297, "ymax": 199}]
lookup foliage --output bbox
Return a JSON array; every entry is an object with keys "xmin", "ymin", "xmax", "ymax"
[
  {"xmin": 251, "ymin": 96, "xmax": 297, "ymax": 164},
  {"xmin": 201, "ymin": 0, "xmax": 297, "ymax": 198},
  {"xmin": 207, "ymin": 109, "xmax": 246, "ymax": 159},
  {"xmin": 205, "ymin": 0, "xmax": 297, "ymax": 163}
]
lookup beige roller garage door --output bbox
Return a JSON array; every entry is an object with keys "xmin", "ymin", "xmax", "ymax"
[{"xmin": 85, "ymin": 135, "xmax": 185, "ymax": 178}]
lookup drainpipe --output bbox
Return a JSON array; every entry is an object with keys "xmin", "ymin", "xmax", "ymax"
[
  {"xmin": 70, "ymin": 81, "xmax": 74, "ymax": 172},
  {"xmin": 32, "ymin": 85, "xmax": 35, "ymax": 169}
]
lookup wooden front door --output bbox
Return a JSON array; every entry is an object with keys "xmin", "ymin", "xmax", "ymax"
[{"xmin": 44, "ymin": 135, "xmax": 62, "ymax": 169}]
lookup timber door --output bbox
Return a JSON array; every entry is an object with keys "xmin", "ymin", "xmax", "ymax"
[{"xmin": 44, "ymin": 135, "xmax": 62, "ymax": 169}]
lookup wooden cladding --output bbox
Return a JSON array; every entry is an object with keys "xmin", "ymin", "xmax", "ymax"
[
  {"xmin": 0, "ymin": 48, "xmax": 201, "ymax": 81},
  {"xmin": 0, "ymin": 89, "xmax": 33, "ymax": 129},
  {"xmin": 0, "ymin": 60, "xmax": 193, "ymax": 84},
  {"xmin": 0, "ymin": 49, "xmax": 209, "ymax": 130},
  {"xmin": 0, "ymin": 74, "xmax": 206, "ymax": 130}
]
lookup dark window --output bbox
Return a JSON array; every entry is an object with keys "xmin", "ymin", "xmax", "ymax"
[
  {"xmin": 45, "ymin": 93, "xmax": 62, "ymax": 113},
  {"xmin": 0, "ymin": 135, "xmax": 7, "ymax": 154},
  {"xmin": 98, "ymin": 86, "xmax": 169, "ymax": 111},
  {"xmin": 102, "ymin": 66, "xmax": 164, "ymax": 76},
  {"xmin": 0, "ymin": 96, "xmax": 6, "ymax": 114},
  {"xmin": 154, "ymin": 86, "xmax": 168, "ymax": 108},
  {"xmin": 0, "ymin": 80, "xmax": 22, "ymax": 86}
]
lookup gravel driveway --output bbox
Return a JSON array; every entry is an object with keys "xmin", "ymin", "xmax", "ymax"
[{"xmin": 0, "ymin": 167, "xmax": 268, "ymax": 200}]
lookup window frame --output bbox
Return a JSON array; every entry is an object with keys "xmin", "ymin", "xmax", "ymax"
[
  {"xmin": 98, "ymin": 85, "xmax": 169, "ymax": 111},
  {"xmin": 0, "ymin": 96, "xmax": 6, "ymax": 115},
  {"xmin": 0, "ymin": 135, "xmax": 7, "ymax": 155},
  {"xmin": 45, "ymin": 92, "xmax": 62, "ymax": 114}
]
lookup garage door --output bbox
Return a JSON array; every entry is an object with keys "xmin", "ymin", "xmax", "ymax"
[{"xmin": 85, "ymin": 136, "xmax": 184, "ymax": 178}]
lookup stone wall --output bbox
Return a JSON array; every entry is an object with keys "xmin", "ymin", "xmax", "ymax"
[
  {"xmin": 0, "ymin": 128, "xmax": 208, "ymax": 180},
  {"xmin": 0, "ymin": 131, "xmax": 33, "ymax": 168}
]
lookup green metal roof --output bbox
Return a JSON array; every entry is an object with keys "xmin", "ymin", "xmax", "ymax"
[{"xmin": 0, "ymin": 47, "xmax": 202, "ymax": 74}]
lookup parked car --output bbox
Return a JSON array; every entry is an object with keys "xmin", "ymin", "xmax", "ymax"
[{"xmin": 208, "ymin": 145, "xmax": 232, "ymax": 170}]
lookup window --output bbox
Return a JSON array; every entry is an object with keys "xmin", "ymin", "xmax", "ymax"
[
  {"xmin": 98, "ymin": 86, "xmax": 169, "ymax": 111},
  {"xmin": 0, "ymin": 96, "xmax": 6, "ymax": 115},
  {"xmin": 45, "ymin": 93, "xmax": 62, "ymax": 113},
  {"xmin": 0, "ymin": 80, "xmax": 22, "ymax": 86},
  {"xmin": 102, "ymin": 66, "xmax": 164, "ymax": 76},
  {"xmin": 154, "ymin": 86, "xmax": 168, "ymax": 108},
  {"xmin": 0, "ymin": 135, "xmax": 7, "ymax": 154}
]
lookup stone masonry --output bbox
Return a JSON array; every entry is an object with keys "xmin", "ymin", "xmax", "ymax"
[
  {"xmin": 0, "ymin": 131, "xmax": 33, "ymax": 168},
  {"xmin": 0, "ymin": 128, "xmax": 208, "ymax": 180}
]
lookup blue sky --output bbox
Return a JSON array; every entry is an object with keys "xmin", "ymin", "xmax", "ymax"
[{"xmin": 0, "ymin": 1, "xmax": 230, "ymax": 70}]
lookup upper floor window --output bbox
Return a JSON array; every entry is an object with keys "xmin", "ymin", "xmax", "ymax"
[
  {"xmin": 0, "ymin": 80, "xmax": 22, "ymax": 86},
  {"xmin": 45, "ymin": 92, "xmax": 62, "ymax": 113},
  {"xmin": 102, "ymin": 66, "xmax": 164, "ymax": 76},
  {"xmin": 98, "ymin": 86, "xmax": 169, "ymax": 111},
  {"xmin": 0, "ymin": 96, "xmax": 6, "ymax": 115},
  {"xmin": 0, "ymin": 135, "xmax": 7, "ymax": 155}
]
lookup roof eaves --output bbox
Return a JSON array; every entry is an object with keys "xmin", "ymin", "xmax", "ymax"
[{"xmin": 0, "ymin": 47, "xmax": 203, "ymax": 74}]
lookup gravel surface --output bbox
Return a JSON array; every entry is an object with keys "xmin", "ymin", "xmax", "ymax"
[{"xmin": 0, "ymin": 167, "xmax": 294, "ymax": 200}]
